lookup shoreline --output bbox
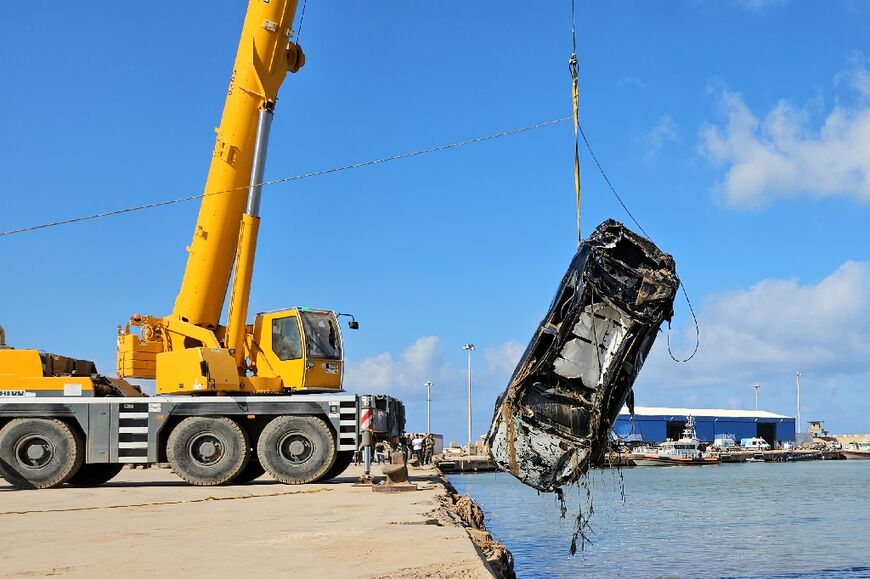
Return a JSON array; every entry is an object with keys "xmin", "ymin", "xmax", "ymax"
[
  {"xmin": 0, "ymin": 463, "xmax": 512, "ymax": 578},
  {"xmin": 437, "ymin": 471, "xmax": 516, "ymax": 579}
]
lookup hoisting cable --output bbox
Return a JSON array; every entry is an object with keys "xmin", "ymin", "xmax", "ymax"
[
  {"xmin": 295, "ymin": 0, "xmax": 308, "ymax": 43},
  {"xmin": 577, "ymin": 122, "xmax": 700, "ymax": 363},
  {"xmin": 666, "ymin": 285, "xmax": 700, "ymax": 363},
  {"xmin": 0, "ymin": 116, "xmax": 570, "ymax": 238},
  {"xmin": 568, "ymin": 0, "xmax": 698, "ymax": 362},
  {"xmin": 569, "ymin": 0, "xmax": 582, "ymax": 247}
]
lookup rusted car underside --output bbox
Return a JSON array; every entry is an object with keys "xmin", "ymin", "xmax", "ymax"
[{"xmin": 486, "ymin": 220, "xmax": 679, "ymax": 492}]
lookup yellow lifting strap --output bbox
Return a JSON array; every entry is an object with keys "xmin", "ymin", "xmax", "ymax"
[{"xmin": 569, "ymin": 52, "xmax": 581, "ymax": 247}]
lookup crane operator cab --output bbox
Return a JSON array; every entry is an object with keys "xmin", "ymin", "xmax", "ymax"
[
  {"xmin": 117, "ymin": 308, "xmax": 358, "ymax": 396},
  {"xmin": 252, "ymin": 308, "xmax": 349, "ymax": 391}
]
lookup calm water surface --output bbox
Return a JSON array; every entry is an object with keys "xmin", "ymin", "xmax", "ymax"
[{"xmin": 449, "ymin": 461, "xmax": 869, "ymax": 578}]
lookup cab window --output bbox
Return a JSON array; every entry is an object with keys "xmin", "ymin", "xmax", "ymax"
[
  {"xmin": 272, "ymin": 316, "xmax": 302, "ymax": 361},
  {"xmin": 300, "ymin": 311, "xmax": 341, "ymax": 359}
]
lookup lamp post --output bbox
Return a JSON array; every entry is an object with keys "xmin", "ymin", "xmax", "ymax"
[
  {"xmin": 424, "ymin": 381, "xmax": 433, "ymax": 434},
  {"xmin": 754, "ymin": 384, "xmax": 760, "ymax": 411},
  {"xmin": 462, "ymin": 344, "xmax": 475, "ymax": 451},
  {"xmin": 795, "ymin": 371, "xmax": 802, "ymax": 434}
]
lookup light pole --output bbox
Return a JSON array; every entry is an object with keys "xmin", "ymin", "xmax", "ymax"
[
  {"xmin": 754, "ymin": 384, "xmax": 760, "ymax": 411},
  {"xmin": 795, "ymin": 370, "xmax": 802, "ymax": 434},
  {"xmin": 463, "ymin": 344, "xmax": 475, "ymax": 452},
  {"xmin": 424, "ymin": 381, "xmax": 433, "ymax": 434}
]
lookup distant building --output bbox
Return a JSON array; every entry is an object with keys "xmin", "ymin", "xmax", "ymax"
[
  {"xmin": 805, "ymin": 420, "xmax": 837, "ymax": 445},
  {"xmin": 806, "ymin": 420, "xmax": 829, "ymax": 438},
  {"xmin": 612, "ymin": 406, "xmax": 795, "ymax": 447}
]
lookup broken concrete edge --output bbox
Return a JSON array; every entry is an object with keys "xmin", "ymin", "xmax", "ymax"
[{"xmin": 436, "ymin": 469, "xmax": 516, "ymax": 579}]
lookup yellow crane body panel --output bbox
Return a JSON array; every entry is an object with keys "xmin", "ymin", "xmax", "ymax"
[
  {"xmin": 0, "ymin": 349, "xmax": 96, "ymax": 397},
  {"xmin": 155, "ymin": 347, "xmax": 240, "ymax": 395},
  {"xmin": 116, "ymin": 333, "xmax": 163, "ymax": 378}
]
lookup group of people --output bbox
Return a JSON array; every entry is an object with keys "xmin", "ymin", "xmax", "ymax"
[{"xmin": 375, "ymin": 433, "xmax": 436, "ymax": 465}]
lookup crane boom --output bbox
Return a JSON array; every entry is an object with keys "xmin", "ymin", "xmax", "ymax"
[
  {"xmin": 173, "ymin": 0, "xmax": 303, "ymax": 329},
  {"xmin": 113, "ymin": 0, "xmax": 348, "ymax": 397}
]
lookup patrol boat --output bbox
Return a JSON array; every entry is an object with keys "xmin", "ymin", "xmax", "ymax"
[{"xmin": 633, "ymin": 416, "xmax": 720, "ymax": 466}]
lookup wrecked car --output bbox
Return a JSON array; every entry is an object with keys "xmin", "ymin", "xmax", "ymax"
[{"xmin": 485, "ymin": 219, "xmax": 679, "ymax": 492}]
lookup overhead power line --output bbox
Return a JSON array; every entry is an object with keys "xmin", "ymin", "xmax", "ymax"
[{"xmin": 0, "ymin": 117, "xmax": 571, "ymax": 238}]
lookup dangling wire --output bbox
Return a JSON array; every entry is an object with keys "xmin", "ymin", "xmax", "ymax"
[
  {"xmin": 295, "ymin": 0, "xmax": 308, "ymax": 43},
  {"xmin": 569, "ymin": 0, "xmax": 582, "ymax": 247},
  {"xmin": 667, "ymin": 282, "xmax": 700, "ymax": 363}
]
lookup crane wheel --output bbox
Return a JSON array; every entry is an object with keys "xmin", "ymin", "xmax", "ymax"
[
  {"xmin": 318, "ymin": 450, "xmax": 354, "ymax": 481},
  {"xmin": 0, "ymin": 418, "xmax": 84, "ymax": 489},
  {"xmin": 231, "ymin": 456, "xmax": 266, "ymax": 484},
  {"xmin": 67, "ymin": 463, "xmax": 124, "ymax": 487},
  {"xmin": 257, "ymin": 416, "xmax": 336, "ymax": 485},
  {"xmin": 167, "ymin": 417, "xmax": 250, "ymax": 486}
]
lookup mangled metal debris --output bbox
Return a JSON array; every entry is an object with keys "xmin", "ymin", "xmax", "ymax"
[{"xmin": 485, "ymin": 219, "xmax": 679, "ymax": 492}]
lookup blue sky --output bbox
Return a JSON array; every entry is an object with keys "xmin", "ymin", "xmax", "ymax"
[{"xmin": 2, "ymin": 1, "xmax": 870, "ymax": 441}]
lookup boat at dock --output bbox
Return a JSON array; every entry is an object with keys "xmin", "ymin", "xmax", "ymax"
[
  {"xmin": 632, "ymin": 417, "xmax": 720, "ymax": 466},
  {"xmin": 841, "ymin": 441, "xmax": 870, "ymax": 460}
]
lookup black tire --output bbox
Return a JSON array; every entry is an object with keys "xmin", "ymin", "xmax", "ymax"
[
  {"xmin": 257, "ymin": 416, "xmax": 336, "ymax": 484},
  {"xmin": 167, "ymin": 417, "xmax": 249, "ymax": 486},
  {"xmin": 67, "ymin": 463, "xmax": 125, "ymax": 487},
  {"xmin": 0, "ymin": 418, "xmax": 84, "ymax": 489},
  {"xmin": 318, "ymin": 450, "xmax": 354, "ymax": 481},
  {"xmin": 231, "ymin": 456, "xmax": 266, "ymax": 484}
]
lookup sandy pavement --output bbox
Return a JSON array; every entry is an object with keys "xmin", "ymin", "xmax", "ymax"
[{"xmin": 0, "ymin": 464, "xmax": 494, "ymax": 578}]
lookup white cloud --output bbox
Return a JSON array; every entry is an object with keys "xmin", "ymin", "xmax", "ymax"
[
  {"xmin": 344, "ymin": 268, "xmax": 870, "ymax": 435},
  {"xmin": 835, "ymin": 53, "xmax": 870, "ymax": 99},
  {"xmin": 646, "ymin": 115, "xmax": 680, "ymax": 157},
  {"xmin": 483, "ymin": 340, "xmax": 524, "ymax": 376},
  {"xmin": 344, "ymin": 336, "xmax": 455, "ymax": 394},
  {"xmin": 636, "ymin": 261, "xmax": 870, "ymax": 432},
  {"xmin": 344, "ymin": 337, "xmax": 525, "ymax": 441},
  {"xmin": 700, "ymin": 64, "xmax": 870, "ymax": 208}
]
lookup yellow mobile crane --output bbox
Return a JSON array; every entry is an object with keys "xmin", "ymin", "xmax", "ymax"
[
  {"xmin": 118, "ymin": 0, "xmax": 336, "ymax": 396},
  {"xmin": 0, "ymin": 1, "xmax": 403, "ymax": 489}
]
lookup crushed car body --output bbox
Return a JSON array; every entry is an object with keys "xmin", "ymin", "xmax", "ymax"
[{"xmin": 485, "ymin": 219, "xmax": 679, "ymax": 492}]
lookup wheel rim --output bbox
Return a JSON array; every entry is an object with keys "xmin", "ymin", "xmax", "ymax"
[
  {"xmin": 277, "ymin": 432, "xmax": 314, "ymax": 464},
  {"xmin": 187, "ymin": 431, "xmax": 226, "ymax": 466},
  {"xmin": 14, "ymin": 434, "xmax": 55, "ymax": 470}
]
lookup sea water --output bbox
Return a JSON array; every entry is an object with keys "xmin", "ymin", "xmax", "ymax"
[{"xmin": 448, "ymin": 461, "xmax": 869, "ymax": 578}]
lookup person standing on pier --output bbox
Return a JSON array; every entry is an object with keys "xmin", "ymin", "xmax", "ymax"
[
  {"xmin": 412, "ymin": 435, "xmax": 424, "ymax": 464},
  {"xmin": 423, "ymin": 434, "xmax": 434, "ymax": 465}
]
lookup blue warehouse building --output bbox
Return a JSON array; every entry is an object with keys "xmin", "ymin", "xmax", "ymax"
[{"xmin": 612, "ymin": 406, "xmax": 795, "ymax": 447}]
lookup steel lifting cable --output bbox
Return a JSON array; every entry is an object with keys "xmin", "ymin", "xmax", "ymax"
[
  {"xmin": 0, "ymin": 117, "xmax": 570, "ymax": 238},
  {"xmin": 570, "ymin": 0, "xmax": 582, "ymax": 248},
  {"xmin": 295, "ymin": 0, "xmax": 308, "ymax": 43},
  {"xmin": 578, "ymin": 121, "xmax": 700, "ymax": 363},
  {"xmin": 568, "ymin": 0, "xmax": 698, "ymax": 363}
]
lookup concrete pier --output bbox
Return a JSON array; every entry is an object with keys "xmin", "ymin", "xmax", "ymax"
[{"xmin": 0, "ymin": 464, "xmax": 501, "ymax": 578}]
